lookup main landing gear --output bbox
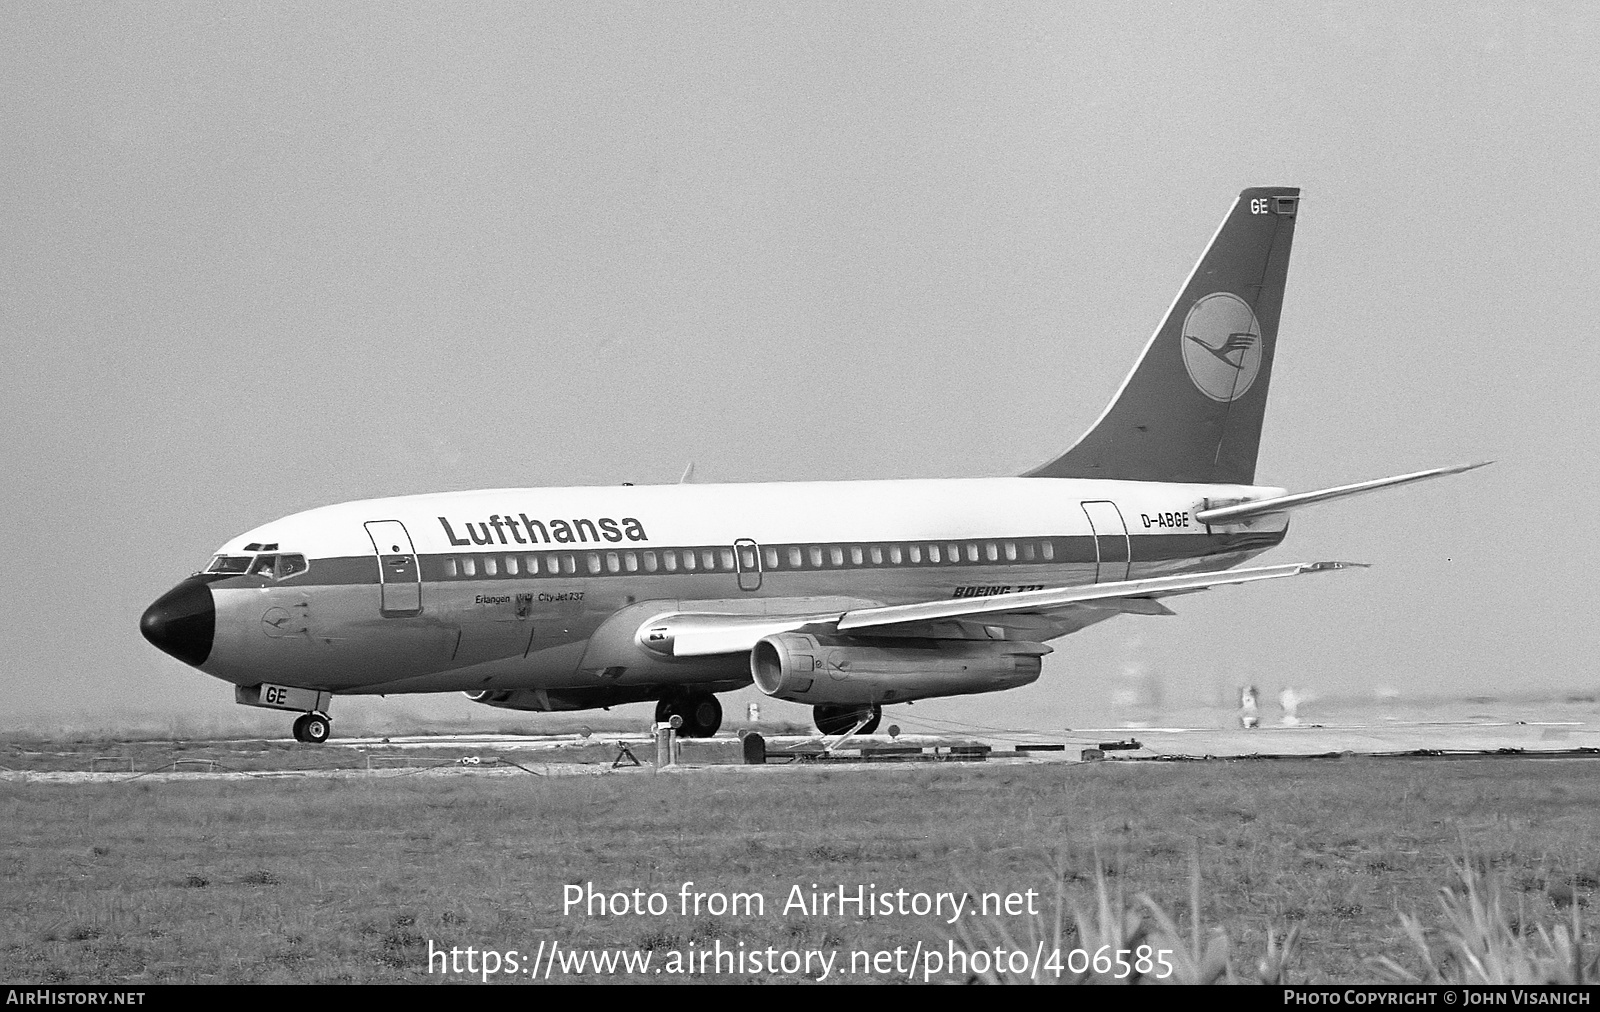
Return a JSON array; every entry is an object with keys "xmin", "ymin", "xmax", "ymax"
[
  {"xmin": 655, "ymin": 692, "xmax": 723, "ymax": 738},
  {"xmin": 292, "ymin": 712, "xmax": 332, "ymax": 744},
  {"xmin": 813, "ymin": 704, "xmax": 881, "ymax": 736}
]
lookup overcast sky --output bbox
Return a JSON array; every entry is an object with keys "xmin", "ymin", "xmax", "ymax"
[{"xmin": 3, "ymin": 2, "xmax": 1596, "ymax": 735}]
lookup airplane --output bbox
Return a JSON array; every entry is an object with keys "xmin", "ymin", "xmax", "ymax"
[{"xmin": 140, "ymin": 186, "xmax": 1484, "ymax": 743}]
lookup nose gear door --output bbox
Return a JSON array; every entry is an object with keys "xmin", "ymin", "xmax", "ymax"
[{"xmin": 364, "ymin": 520, "xmax": 423, "ymax": 616}]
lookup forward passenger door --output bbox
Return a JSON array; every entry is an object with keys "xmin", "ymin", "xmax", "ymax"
[{"xmin": 364, "ymin": 520, "xmax": 423, "ymax": 616}]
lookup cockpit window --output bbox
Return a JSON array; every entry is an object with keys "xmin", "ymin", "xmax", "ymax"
[{"xmin": 205, "ymin": 553, "xmax": 306, "ymax": 579}]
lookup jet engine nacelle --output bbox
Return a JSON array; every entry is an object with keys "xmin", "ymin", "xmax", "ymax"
[{"xmin": 750, "ymin": 632, "xmax": 1049, "ymax": 706}]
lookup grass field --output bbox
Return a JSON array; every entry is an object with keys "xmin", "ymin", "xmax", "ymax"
[
  {"xmin": 1, "ymin": 731, "xmax": 774, "ymax": 775},
  {"xmin": 4, "ymin": 757, "xmax": 1600, "ymax": 983}
]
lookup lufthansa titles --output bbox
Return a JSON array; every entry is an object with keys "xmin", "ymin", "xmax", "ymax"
[{"xmin": 439, "ymin": 514, "xmax": 648, "ymax": 547}]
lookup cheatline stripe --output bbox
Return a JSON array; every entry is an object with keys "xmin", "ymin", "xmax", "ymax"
[{"xmin": 206, "ymin": 531, "xmax": 1286, "ymax": 588}]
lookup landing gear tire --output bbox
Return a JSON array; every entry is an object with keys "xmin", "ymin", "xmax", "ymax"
[
  {"xmin": 656, "ymin": 693, "xmax": 722, "ymax": 738},
  {"xmin": 814, "ymin": 704, "xmax": 881, "ymax": 736},
  {"xmin": 681, "ymin": 693, "xmax": 722, "ymax": 738},
  {"xmin": 292, "ymin": 713, "xmax": 331, "ymax": 744}
]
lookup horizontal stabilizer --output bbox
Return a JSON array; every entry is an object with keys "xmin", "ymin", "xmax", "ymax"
[{"xmin": 1194, "ymin": 462, "xmax": 1491, "ymax": 526}]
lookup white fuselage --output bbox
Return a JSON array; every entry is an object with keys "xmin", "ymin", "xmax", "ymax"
[{"xmin": 189, "ymin": 476, "xmax": 1287, "ymax": 698}]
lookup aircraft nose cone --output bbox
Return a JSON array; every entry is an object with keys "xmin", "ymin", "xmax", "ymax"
[{"xmin": 140, "ymin": 578, "xmax": 215, "ymax": 667}]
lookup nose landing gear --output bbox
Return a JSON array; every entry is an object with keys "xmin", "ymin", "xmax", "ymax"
[
  {"xmin": 234, "ymin": 685, "xmax": 335, "ymax": 743},
  {"xmin": 291, "ymin": 712, "xmax": 332, "ymax": 743}
]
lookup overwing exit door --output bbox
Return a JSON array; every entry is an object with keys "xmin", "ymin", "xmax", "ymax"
[
  {"xmin": 364, "ymin": 520, "xmax": 423, "ymax": 616},
  {"xmin": 1080, "ymin": 501, "xmax": 1131, "ymax": 583},
  {"xmin": 734, "ymin": 538, "xmax": 762, "ymax": 591}
]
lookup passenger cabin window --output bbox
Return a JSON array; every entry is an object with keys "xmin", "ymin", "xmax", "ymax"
[
  {"xmin": 524, "ymin": 554, "xmax": 540, "ymax": 574},
  {"xmin": 985, "ymin": 542, "xmax": 998, "ymax": 562},
  {"xmin": 762, "ymin": 547, "xmax": 778, "ymax": 569},
  {"xmin": 890, "ymin": 545, "xmax": 903, "ymax": 564},
  {"xmin": 1041, "ymin": 540, "xmax": 1055, "ymax": 560},
  {"xmin": 624, "ymin": 552, "xmax": 639, "ymax": 572},
  {"xmin": 808, "ymin": 546, "xmax": 823, "ymax": 568},
  {"xmin": 561, "ymin": 555, "xmax": 577, "ymax": 575},
  {"xmin": 585, "ymin": 553, "xmax": 601, "ymax": 574},
  {"xmin": 463, "ymin": 557, "xmax": 477, "ymax": 576},
  {"xmin": 484, "ymin": 556, "xmax": 498, "ymax": 576},
  {"xmin": 908, "ymin": 545, "xmax": 922, "ymax": 563},
  {"xmin": 1004, "ymin": 541, "xmax": 1017, "ymax": 561},
  {"xmin": 643, "ymin": 551, "xmax": 659, "ymax": 573},
  {"xmin": 682, "ymin": 551, "xmax": 697, "ymax": 572},
  {"xmin": 850, "ymin": 546, "xmax": 863, "ymax": 565},
  {"xmin": 927, "ymin": 545, "xmax": 941, "ymax": 564},
  {"xmin": 505, "ymin": 555, "xmax": 519, "ymax": 576},
  {"xmin": 788, "ymin": 547, "xmax": 803, "ymax": 569},
  {"xmin": 828, "ymin": 547, "xmax": 843, "ymax": 567},
  {"xmin": 869, "ymin": 546, "xmax": 883, "ymax": 565},
  {"xmin": 606, "ymin": 552, "xmax": 620, "ymax": 573},
  {"xmin": 663, "ymin": 551, "xmax": 678, "ymax": 572},
  {"xmin": 704, "ymin": 550, "xmax": 720, "ymax": 570},
  {"xmin": 446, "ymin": 558, "xmax": 459, "ymax": 578}
]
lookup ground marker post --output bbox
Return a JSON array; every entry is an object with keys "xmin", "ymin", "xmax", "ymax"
[
  {"xmin": 654, "ymin": 715, "xmax": 683, "ymax": 770},
  {"xmin": 741, "ymin": 731, "xmax": 767, "ymax": 765}
]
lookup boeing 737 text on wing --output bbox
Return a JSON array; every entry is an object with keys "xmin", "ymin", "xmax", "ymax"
[{"xmin": 140, "ymin": 187, "xmax": 1484, "ymax": 742}]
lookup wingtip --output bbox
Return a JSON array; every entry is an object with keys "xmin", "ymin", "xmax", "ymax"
[{"xmin": 1307, "ymin": 561, "xmax": 1372, "ymax": 572}]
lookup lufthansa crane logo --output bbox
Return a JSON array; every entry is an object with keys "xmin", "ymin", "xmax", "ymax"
[{"xmin": 1180, "ymin": 293, "xmax": 1263, "ymax": 402}]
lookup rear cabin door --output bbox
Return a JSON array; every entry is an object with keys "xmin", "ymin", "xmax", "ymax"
[
  {"xmin": 364, "ymin": 520, "xmax": 423, "ymax": 616},
  {"xmin": 1080, "ymin": 501, "xmax": 1131, "ymax": 583}
]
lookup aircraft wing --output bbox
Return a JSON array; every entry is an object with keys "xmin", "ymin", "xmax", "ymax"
[
  {"xmin": 835, "ymin": 561, "xmax": 1361, "ymax": 632},
  {"xmin": 641, "ymin": 561, "xmax": 1362, "ymax": 658}
]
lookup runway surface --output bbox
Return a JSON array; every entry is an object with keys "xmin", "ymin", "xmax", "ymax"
[
  {"xmin": 330, "ymin": 716, "xmax": 1600, "ymax": 758},
  {"xmin": 1045, "ymin": 719, "xmax": 1600, "ymax": 759},
  {"xmin": 8, "ymin": 716, "xmax": 1600, "ymax": 782}
]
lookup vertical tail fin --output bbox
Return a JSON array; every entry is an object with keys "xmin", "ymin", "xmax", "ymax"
[{"xmin": 1026, "ymin": 187, "xmax": 1300, "ymax": 484}]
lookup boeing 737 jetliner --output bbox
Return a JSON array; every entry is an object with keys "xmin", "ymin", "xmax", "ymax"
[{"xmin": 141, "ymin": 187, "xmax": 1482, "ymax": 742}]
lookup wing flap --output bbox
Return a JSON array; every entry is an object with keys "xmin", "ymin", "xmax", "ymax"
[{"xmin": 836, "ymin": 561, "xmax": 1363, "ymax": 633}]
